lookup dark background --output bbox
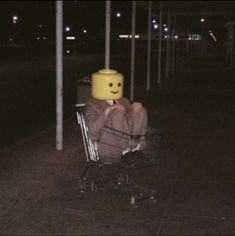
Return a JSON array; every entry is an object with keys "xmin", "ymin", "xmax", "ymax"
[{"xmin": 0, "ymin": 1, "xmax": 235, "ymax": 149}]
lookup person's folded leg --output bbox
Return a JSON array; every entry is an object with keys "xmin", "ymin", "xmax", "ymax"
[{"xmin": 126, "ymin": 107, "xmax": 148, "ymax": 151}]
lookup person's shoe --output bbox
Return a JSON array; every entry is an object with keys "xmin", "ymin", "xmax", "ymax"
[
  {"xmin": 131, "ymin": 143, "xmax": 141, "ymax": 152},
  {"xmin": 122, "ymin": 151, "xmax": 133, "ymax": 160},
  {"xmin": 121, "ymin": 151, "xmax": 135, "ymax": 167},
  {"xmin": 122, "ymin": 148, "xmax": 131, "ymax": 156},
  {"xmin": 131, "ymin": 150, "xmax": 144, "ymax": 159}
]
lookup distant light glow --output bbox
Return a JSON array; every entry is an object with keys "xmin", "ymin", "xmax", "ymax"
[
  {"xmin": 163, "ymin": 24, "xmax": 166, "ymax": 27},
  {"xmin": 12, "ymin": 15, "xmax": 18, "ymax": 24},
  {"xmin": 174, "ymin": 35, "xmax": 178, "ymax": 39},
  {"xmin": 119, "ymin": 34, "xmax": 140, "ymax": 39},
  {"xmin": 66, "ymin": 36, "xmax": 76, "ymax": 40},
  {"xmin": 200, "ymin": 18, "xmax": 205, "ymax": 22},
  {"xmin": 116, "ymin": 12, "xmax": 121, "ymax": 17},
  {"xmin": 208, "ymin": 31, "xmax": 217, "ymax": 42},
  {"xmin": 153, "ymin": 24, "xmax": 158, "ymax": 29},
  {"xmin": 119, "ymin": 35, "xmax": 129, "ymax": 38},
  {"xmin": 188, "ymin": 34, "xmax": 202, "ymax": 40},
  {"xmin": 83, "ymin": 29, "xmax": 87, "ymax": 33},
  {"xmin": 38, "ymin": 24, "xmax": 42, "ymax": 28},
  {"xmin": 9, "ymin": 38, "xmax": 13, "ymax": 41},
  {"xmin": 152, "ymin": 19, "xmax": 156, "ymax": 24},
  {"xmin": 66, "ymin": 50, "xmax": 70, "ymax": 54},
  {"xmin": 65, "ymin": 26, "xmax": 71, "ymax": 32},
  {"xmin": 164, "ymin": 27, "xmax": 168, "ymax": 32},
  {"xmin": 43, "ymin": 36, "xmax": 46, "ymax": 40},
  {"xmin": 130, "ymin": 35, "xmax": 139, "ymax": 39},
  {"xmin": 36, "ymin": 37, "xmax": 40, "ymax": 40}
]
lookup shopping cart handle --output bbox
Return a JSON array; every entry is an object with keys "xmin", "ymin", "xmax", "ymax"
[
  {"xmin": 75, "ymin": 103, "xmax": 86, "ymax": 108},
  {"xmin": 73, "ymin": 103, "xmax": 86, "ymax": 111}
]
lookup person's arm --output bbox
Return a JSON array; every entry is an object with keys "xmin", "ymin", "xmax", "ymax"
[
  {"xmin": 104, "ymin": 103, "xmax": 125, "ymax": 116},
  {"xmin": 84, "ymin": 99, "xmax": 125, "ymax": 140},
  {"xmin": 84, "ymin": 100, "xmax": 108, "ymax": 140}
]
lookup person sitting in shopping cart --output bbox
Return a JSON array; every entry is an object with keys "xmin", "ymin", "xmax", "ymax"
[{"xmin": 84, "ymin": 69, "xmax": 148, "ymax": 164}]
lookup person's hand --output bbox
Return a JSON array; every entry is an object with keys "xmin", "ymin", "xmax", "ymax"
[
  {"xmin": 131, "ymin": 102, "xmax": 143, "ymax": 112},
  {"xmin": 105, "ymin": 103, "xmax": 125, "ymax": 116}
]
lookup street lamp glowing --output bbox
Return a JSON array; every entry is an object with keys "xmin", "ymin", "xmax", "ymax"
[
  {"xmin": 200, "ymin": 18, "xmax": 205, "ymax": 22},
  {"xmin": 66, "ymin": 36, "xmax": 76, "ymax": 40},
  {"xmin": 116, "ymin": 12, "xmax": 121, "ymax": 17},
  {"xmin": 152, "ymin": 19, "xmax": 156, "ymax": 24},
  {"xmin": 83, "ymin": 29, "xmax": 87, "ymax": 33},
  {"xmin": 12, "ymin": 15, "xmax": 18, "ymax": 23},
  {"xmin": 153, "ymin": 24, "xmax": 158, "ymax": 29},
  {"xmin": 65, "ymin": 26, "xmax": 71, "ymax": 32}
]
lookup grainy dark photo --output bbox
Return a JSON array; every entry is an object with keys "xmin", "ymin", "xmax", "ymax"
[{"xmin": 0, "ymin": 1, "xmax": 235, "ymax": 235}]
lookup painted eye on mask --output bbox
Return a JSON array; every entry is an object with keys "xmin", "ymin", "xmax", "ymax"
[{"xmin": 109, "ymin": 83, "xmax": 113, "ymax": 87}]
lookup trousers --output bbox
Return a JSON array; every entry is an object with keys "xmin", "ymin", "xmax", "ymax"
[{"xmin": 98, "ymin": 108, "xmax": 148, "ymax": 163}]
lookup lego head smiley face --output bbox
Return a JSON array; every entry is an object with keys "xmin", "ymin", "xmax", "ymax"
[{"xmin": 91, "ymin": 69, "xmax": 124, "ymax": 100}]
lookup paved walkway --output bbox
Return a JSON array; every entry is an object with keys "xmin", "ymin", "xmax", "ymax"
[{"xmin": 0, "ymin": 46, "xmax": 235, "ymax": 235}]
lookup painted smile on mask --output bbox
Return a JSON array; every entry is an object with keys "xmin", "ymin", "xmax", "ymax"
[{"xmin": 109, "ymin": 82, "xmax": 121, "ymax": 94}]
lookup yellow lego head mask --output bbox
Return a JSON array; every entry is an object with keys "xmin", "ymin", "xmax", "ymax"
[{"xmin": 91, "ymin": 69, "xmax": 124, "ymax": 100}]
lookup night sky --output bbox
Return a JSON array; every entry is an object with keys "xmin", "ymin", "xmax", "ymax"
[
  {"xmin": 0, "ymin": 1, "xmax": 136, "ymax": 44},
  {"xmin": 0, "ymin": 1, "xmax": 234, "ymax": 50}
]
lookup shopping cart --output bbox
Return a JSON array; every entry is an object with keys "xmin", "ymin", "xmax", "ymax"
[{"xmin": 75, "ymin": 103, "xmax": 161, "ymax": 207}]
